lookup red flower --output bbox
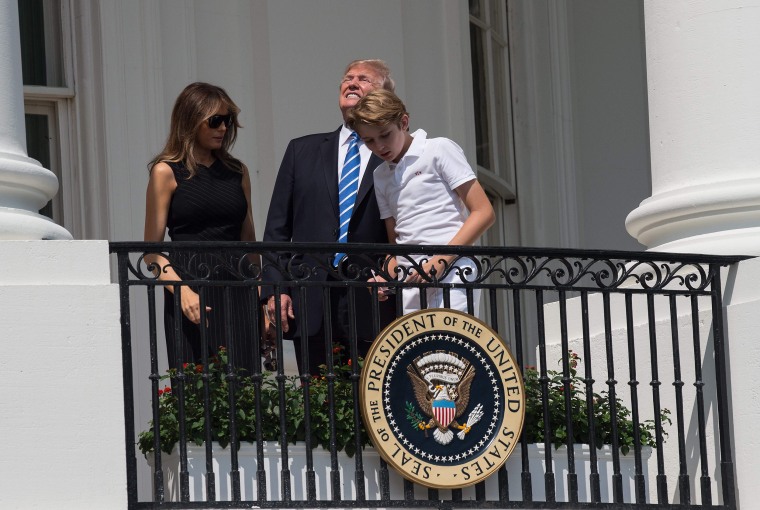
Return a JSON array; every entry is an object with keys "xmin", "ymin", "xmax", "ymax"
[
  {"xmin": 347, "ymin": 359, "xmax": 352, "ymax": 366},
  {"xmin": 333, "ymin": 346, "xmax": 342, "ymax": 354},
  {"xmin": 182, "ymin": 362, "xmax": 190, "ymax": 369},
  {"xmin": 195, "ymin": 364, "xmax": 203, "ymax": 373}
]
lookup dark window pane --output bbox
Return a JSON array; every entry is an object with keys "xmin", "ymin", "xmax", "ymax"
[
  {"xmin": 491, "ymin": 40, "xmax": 507, "ymax": 174},
  {"xmin": 25, "ymin": 113, "xmax": 53, "ymax": 218},
  {"xmin": 18, "ymin": 0, "xmax": 47, "ymax": 85},
  {"xmin": 18, "ymin": 0, "xmax": 64, "ymax": 86},
  {"xmin": 469, "ymin": 0, "xmax": 484, "ymax": 19},
  {"xmin": 470, "ymin": 24, "xmax": 491, "ymax": 169}
]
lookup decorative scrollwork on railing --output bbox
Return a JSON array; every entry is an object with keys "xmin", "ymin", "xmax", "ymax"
[
  {"xmin": 128, "ymin": 250, "xmax": 263, "ymax": 282},
  {"xmin": 117, "ymin": 245, "xmax": 721, "ymax": 293}
]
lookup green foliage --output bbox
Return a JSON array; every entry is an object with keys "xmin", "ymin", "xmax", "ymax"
[
  {"xmin": 139, "ymin": 347, "xmax": 670, "ymax": 457},
  {"xmin": 138, "ymin": 345, "xmax": 368, "ymax": 457},
  {"xmin": 522, "ymin": 351, "xmax": 672, "ymax": 455}
]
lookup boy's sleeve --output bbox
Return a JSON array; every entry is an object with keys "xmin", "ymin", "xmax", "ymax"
[
  {"xmin": 436, "ymin": 138, "xmax": 476, "ymax": 190},
  {"xmin": 374, "ymin": 171, "xmax": 393, "ymax": 220}
]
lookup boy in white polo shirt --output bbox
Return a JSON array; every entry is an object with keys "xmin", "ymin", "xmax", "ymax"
[{"xmin": 346, "ymin": 89, "xmax": 495, "ymax": 314}]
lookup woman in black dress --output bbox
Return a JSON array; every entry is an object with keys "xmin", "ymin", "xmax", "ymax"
[{"xmin": 144, "ymin": 82, "xmax": 260, "ymax": 374}]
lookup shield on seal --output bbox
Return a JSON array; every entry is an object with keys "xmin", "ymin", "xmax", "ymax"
[{"xmin": 432, "ymin": 399, "xmax": 456, "ymax": 428}]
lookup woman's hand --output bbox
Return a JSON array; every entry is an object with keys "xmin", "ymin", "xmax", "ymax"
[{"xmin": 179, "ymin": 287, "xmax": 212, "ymax": 325}]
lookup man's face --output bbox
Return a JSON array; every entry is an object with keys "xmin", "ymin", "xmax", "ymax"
[{"xmin": 339, "ymin": 64, "xmax": 382, "ymax": 120}]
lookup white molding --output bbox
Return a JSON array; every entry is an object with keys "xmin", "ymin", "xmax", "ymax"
[
  {"xmin": 441, "ymin": 0, "xmax": 476, "ymax": 162},
  {"xmin": 626, "ymin": 177, "xmax": 760, "ymax": 255},
  {"xmin": 22, "ymin": 85, "xmax": 75, "ymax": 99},
  {"xmin": 506, "ymin": 0, "xmax": 549, "ymax": 249},
  {"xmin": 547, "ymin": 0, "xmax": 580, "ymax": 249},
  {"xmin": 67, "ymin": 0, "xmax": 110, "ymax": 240},
  {"xmin": 139, "ymin": 0, "xmax": 164, "ymax": 171}
]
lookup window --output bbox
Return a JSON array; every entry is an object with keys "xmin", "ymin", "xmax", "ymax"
[
  {"xmin": 18, "ymin": 0, "xmax": 73, "ymax": 226},
  {"xmin": 470, "ymin": 1, "xmax": 525, "ymax": 356},
  {"xmin": 24, "ymin": 103, "xmax": 61, "ymax": 220},
  {"xmin": 469, "ymin": 0, "xmax": 516, "ymax": 201},
  {"xmin": 19, "ymin": 0, "xmax": 65, "ymax": 87}
]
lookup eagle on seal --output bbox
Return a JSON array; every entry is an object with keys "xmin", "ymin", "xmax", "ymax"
[{"xmin": 407, "ymin": 354, "xmax": 478, "ymax": 445}]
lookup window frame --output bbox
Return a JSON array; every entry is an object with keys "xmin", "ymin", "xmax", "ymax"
[
  {"xmin": 21, "ymin": 0, "xmax": 76, "ymax": 234},
  {"xmin": 469, "ymin": 0, "xmax": 517, "ymax": 202},
  {"xmin": 23, "ymin": 89, "xmax": 74, "ymax": 228}
]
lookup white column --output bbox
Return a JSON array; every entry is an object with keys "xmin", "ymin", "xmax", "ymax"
[
  {"xmin": 0, "ymin": 0, "xmax": 71, "ymax": 240},
  {"xmin": 626, "ymin": 0, "xmax": 760, "ymax": 255}
]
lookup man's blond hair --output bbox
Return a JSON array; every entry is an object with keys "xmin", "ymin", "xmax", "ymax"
[
  {"xmin": 343, "ymin": 59, "xmax": 395, "ymax": 91},
  {"xmin": 346, "ymin": 89, "xmax": 408, "ymax": 130}
]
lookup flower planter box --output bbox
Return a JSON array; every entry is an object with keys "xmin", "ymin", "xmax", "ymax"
[{"xmin": 147, "ymin": 442, "xmax": 651, "ymax": 503}]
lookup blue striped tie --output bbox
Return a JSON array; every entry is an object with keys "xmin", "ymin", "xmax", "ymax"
[{"xmin": 334, "ymin": 132, "xmax": 360, "ymax": 266}]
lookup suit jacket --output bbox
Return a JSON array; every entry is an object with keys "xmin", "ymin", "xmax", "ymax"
[{"xmin": 263, "ymin": 127, "xmax": 395, "ymax": 339}]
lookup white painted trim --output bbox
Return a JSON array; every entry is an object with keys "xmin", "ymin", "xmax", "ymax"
[
  {"xmin": 478, "ymin": 166, "xmax": 515, "ymax": 202},
  {"xmin": 67, "ymin": 0, "xmax": 111, "ymax": 240},
  {"xmin": 547, "ymin": 0, "xmax": 580, "ymax": 249},
  {"xmin": 22, "ymin": 85, "xmax": 75, "ymax": 99},
  {"xmin": 138, "ymin": 0, "xmax": 164, "ymax": 172},
  {"xmin": 441, "ymin": 0, "xmax": 476, "ymax": 162}
]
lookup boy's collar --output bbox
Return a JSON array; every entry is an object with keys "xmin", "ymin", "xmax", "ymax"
[{"xmin": 396, "ymin": 129, "xmax": 427, "ymax": 164}]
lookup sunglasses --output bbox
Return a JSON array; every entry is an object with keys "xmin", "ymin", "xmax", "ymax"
[{"xmin": 207, "ymin": 114, "xmax": 234, "ymax": 129}]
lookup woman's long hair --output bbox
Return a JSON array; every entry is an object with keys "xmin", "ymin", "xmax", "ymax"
[{"xmin": 148, "ymin": 82, "xmax": 243, "ymax": 177}]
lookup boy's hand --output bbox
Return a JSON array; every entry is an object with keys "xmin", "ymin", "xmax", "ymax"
[
  {"xmin": 406, "ymin": 256, "xmax": 454, "ymax": 283},
  {"xmin": 369, "ymin": 271, "xmax": 394, "ymax": 301}
]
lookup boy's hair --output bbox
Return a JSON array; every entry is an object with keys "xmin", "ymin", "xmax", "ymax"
[{"xmin": 346, "ymin": 89, "xmax": 409, "ymax": 130}]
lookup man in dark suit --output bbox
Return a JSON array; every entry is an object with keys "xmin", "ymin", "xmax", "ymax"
[{"xmin": 263, "ymin": 59, "xmax": 397, "ymax": 374}]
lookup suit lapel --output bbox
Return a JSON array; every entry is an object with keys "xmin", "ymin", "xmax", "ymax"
[
  {"xmin": 320, "ymin": 128, "xmax": 341, "ymax": 218},
  {"xmin": 356, "ymin": 153, "xmax": 382, "ymax": 208}
]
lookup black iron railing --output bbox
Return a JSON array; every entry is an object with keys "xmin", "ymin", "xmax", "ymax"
[{"xmin": 110, "ymin": 241, "xmax": 748, "ymax": 509}]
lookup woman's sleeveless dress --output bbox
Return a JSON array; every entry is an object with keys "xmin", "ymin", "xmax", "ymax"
[{"xmin": 163, "ymin": 160, "xmax": 257, "ymax": 375}]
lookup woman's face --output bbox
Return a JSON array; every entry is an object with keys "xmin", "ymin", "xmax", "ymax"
[{"xmin": 195, "ymin": 107, "xmax": 231, "ymax": 152}]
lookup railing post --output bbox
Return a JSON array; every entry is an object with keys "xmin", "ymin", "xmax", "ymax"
[
  {"xmin": 710, "ymin": 263, "xmax": 737, "ymax": 509},
  {"xmin": 116, "ymin": 251, "xmax": 138, "ymax": 509}
]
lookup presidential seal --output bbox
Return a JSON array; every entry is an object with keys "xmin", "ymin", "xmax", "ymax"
[{"xmin": 360, "ymin": 309, "xmax": 525, "ymax": 489}]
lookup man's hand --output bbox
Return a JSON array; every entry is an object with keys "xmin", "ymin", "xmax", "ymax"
[{"xmin": 267, "ymin": 294, "xmax": 295, "ymax": 333}]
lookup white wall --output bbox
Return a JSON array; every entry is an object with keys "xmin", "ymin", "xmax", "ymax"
[
  {"xmin": 0, "ymin": 241, "xmax": 125, "ymax": 509},
  {"xmin": 508, "ymin": 0, "xmax": 651, "ymax": 250},
  {"xmin": 72, "ymin": 0, "xmax": 472, "ymax": 245},
  {"xmin": 568, "ymin": 0, "xmax": 651, "ymax": 250}
]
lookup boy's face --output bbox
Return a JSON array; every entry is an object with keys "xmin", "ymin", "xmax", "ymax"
[{"xmin": 356, "ymin": 115, "xmax": 412, "ymax": 164}]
